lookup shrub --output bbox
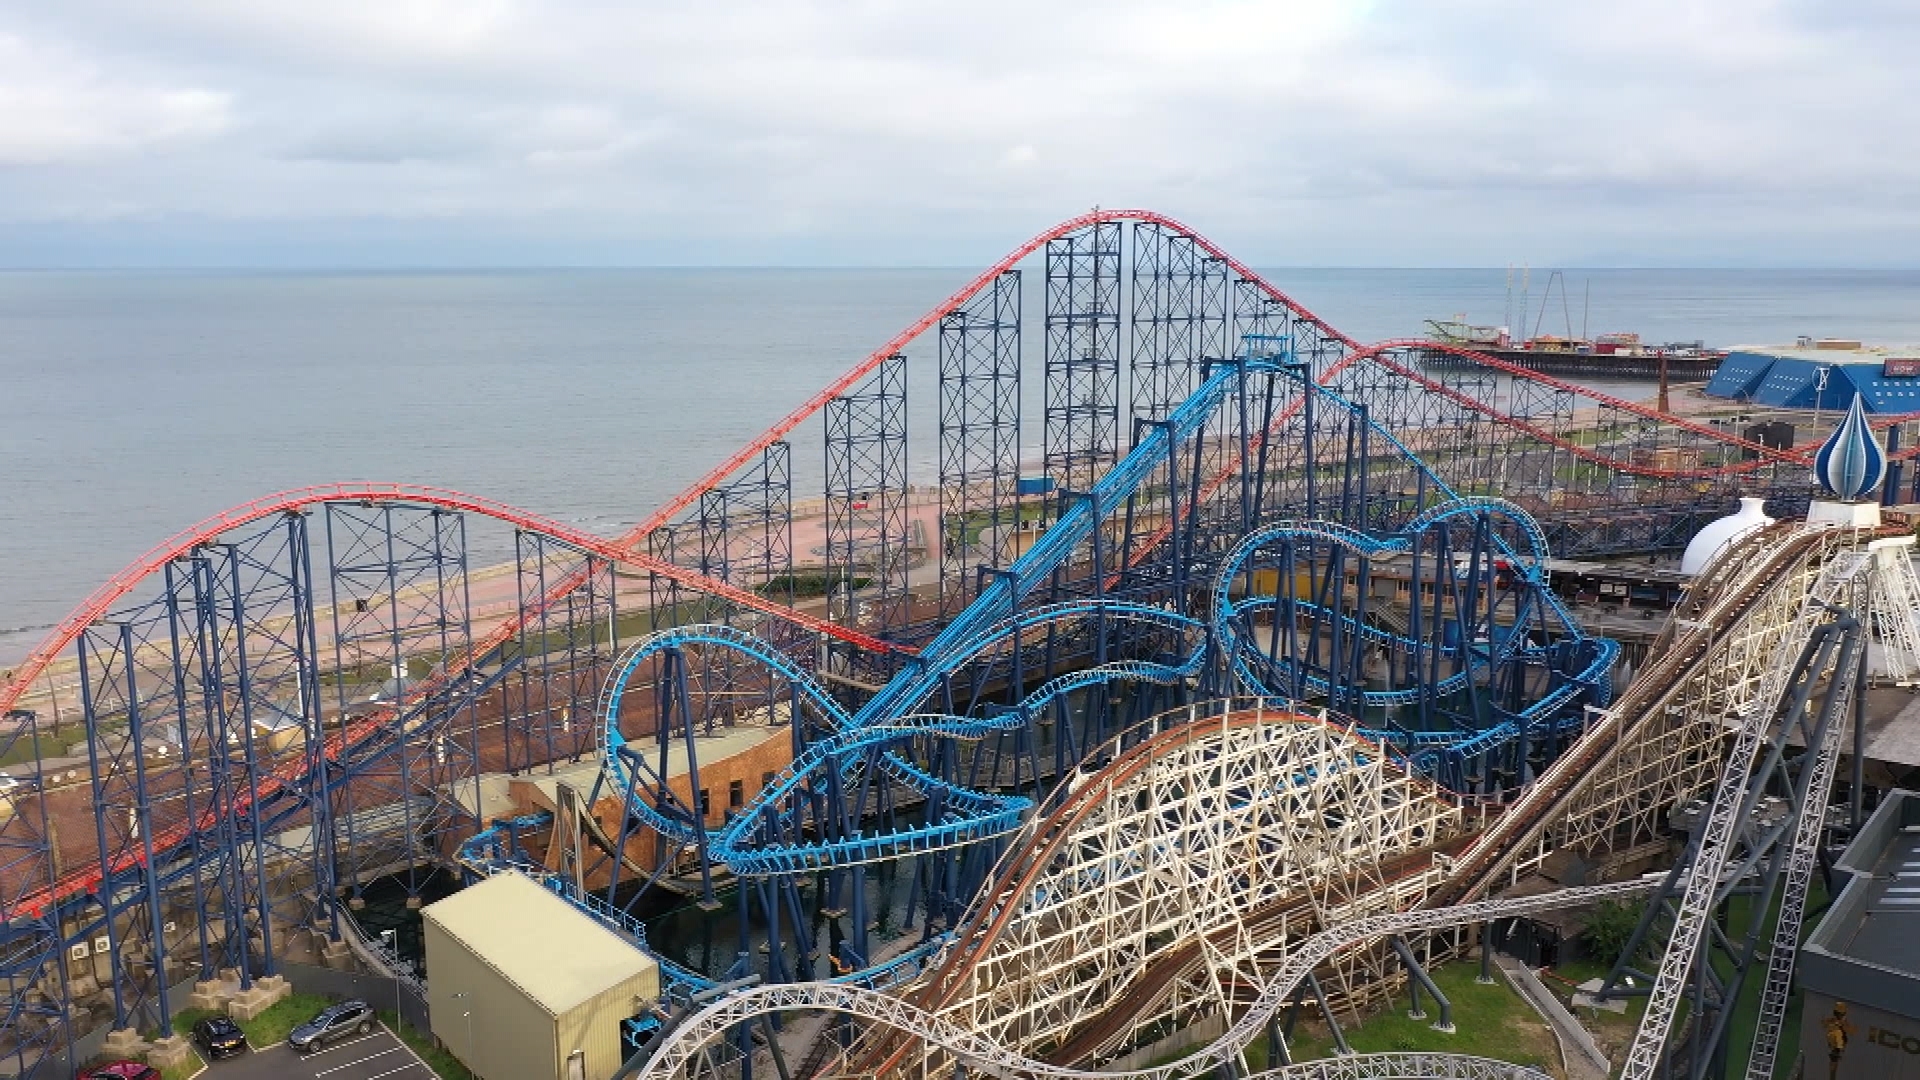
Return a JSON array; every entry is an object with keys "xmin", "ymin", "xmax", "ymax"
[{"xmin": 1580, "ymin": 898, "xmax": 1645, "ymax": 966}]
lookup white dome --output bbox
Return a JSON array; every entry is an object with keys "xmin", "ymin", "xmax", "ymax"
[{"xmin": 1681, "ymin": 497, "xmax": 1773, "ymax": 575}]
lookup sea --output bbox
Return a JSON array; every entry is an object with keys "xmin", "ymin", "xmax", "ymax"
[{"xmin": 5, "ymin": 265, "xmax": 1920, "ymax": 666}]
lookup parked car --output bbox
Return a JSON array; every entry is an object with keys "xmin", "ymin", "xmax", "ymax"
[
  {"xmin": 77, "ymin": 1063, "xmax": 157, "ymax": 1080},
  {"xmin": 287, "ymin": 999, "xmax": 372, "ymax": 1053},
  {"xmin": 191, "ymin": 1014, "xmax": 247, "ymax": 1058}
]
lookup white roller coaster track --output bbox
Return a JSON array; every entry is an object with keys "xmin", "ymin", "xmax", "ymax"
[
  {"xmin": 1617, "ymin": 541, "xmax": 1869, "ymax": 1080},
  {"xmin": 633, "ymin": 523, "xmax": 1909, "ymax": 1080},
  {"xmin": 635, "ymin": 878, "xmax": 1655, "ymax": 1080}
]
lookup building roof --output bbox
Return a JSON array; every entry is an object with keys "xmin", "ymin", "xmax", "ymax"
[
  {"xmin": 1705, "ymin": 346, "xmax": 1920, "ymax": 413},
  {"xmin": 422, "ymin": 871, "xmax": 656, "ymax": 1017},
  {"xmin": 1801, "ymin": 790, "xmax": 1920, "ymax": 1018}
]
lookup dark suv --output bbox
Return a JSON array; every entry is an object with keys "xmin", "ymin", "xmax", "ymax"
[
  {"xmin": 191, "ymin": 1015, "xmax": 247, "ymax": 1058},
  {"xmin": 287, "ymin": 1000, "xmax": 372, "ymax": 1053}
]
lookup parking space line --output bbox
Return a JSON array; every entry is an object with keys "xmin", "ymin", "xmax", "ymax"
[
  {"xmin": 363, "ymin": 1064, "xmax": 430, "ymax": 1080},
  {"xmin": 380, "ymin": 1022, "xmax": 444, "ymax": 1079},
  {"xmin": 303, "ymin": 1032, "xmax": 380, "ymax": 1057},
  {"xmin": 315, "ymin": 1044, "xmax": 403, "ymax": 1075}
]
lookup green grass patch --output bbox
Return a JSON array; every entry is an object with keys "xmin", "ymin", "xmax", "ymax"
[
  {"xmin": 159, "ymin": 1055, "xmax": 205, "ymax": 1080},
  {"xmin": 227, "ymin": 991, "xmax": 335, "ymax": 1047},
  {"xmin": 1263, "ymin": 962, "xmax": 1557, "ymax": 1069},
  {"xmin": 0, "ymin": 732, "xmax": 60, "ymax": 768},
  {"xmin": 758, "ymin": 570, "xmax": 870, "ymax": 600},
  {"xmin": 380, "ymin": 1011, "xmax": 476, "ymax": 1080},
  {"xmin": 946, "ymin": 504, "xmax": 1049, "ymax": 546},
  {"xmin": 168, "ymin": 1005, "xmax": 223, "ymax": 1035}
]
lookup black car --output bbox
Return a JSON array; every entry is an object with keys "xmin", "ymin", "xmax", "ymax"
[
  {"xmin": 191, "ymin": 1015, "xmax": 247, "ymax": 1059},
  {"xmin": 287, "ymin": 1000, "xmax": 372, "ymax": 1053}
]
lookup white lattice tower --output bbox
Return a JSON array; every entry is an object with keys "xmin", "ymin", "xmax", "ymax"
[
  {"xmin": 1617, "ymin": 542, "xmax": 1874, "ymax": 1080},
  {"xmin": 1743, "ymin": 626, "xmax": 1856, "ymax": 1080},
  {"xmin": 1865, "ymin": 534, "xmax": 1920, "ymax": 680}
]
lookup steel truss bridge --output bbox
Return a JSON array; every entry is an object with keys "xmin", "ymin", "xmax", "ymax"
[{"xmin": 0, "ymin": 209, "xmax": 1908, "ymax": 1077}]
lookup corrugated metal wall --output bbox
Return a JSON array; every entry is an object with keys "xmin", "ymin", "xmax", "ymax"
[
  {"xmin": 425, "ymin": 915, "xmax": 560, "ymax": 1080},
  {"xmin": 554, "ymin": 965, "xmax": 661, "ymax": 1080}
]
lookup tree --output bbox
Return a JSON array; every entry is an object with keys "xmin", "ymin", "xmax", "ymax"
[{"xmin": 1580, "ymin": 898, "xmax": 1644, "ymax": 966}]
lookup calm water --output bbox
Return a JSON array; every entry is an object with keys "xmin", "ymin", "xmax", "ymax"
[{"xmin": 5, "ymin": 265, "xmax": 1920, "ymax": 664}]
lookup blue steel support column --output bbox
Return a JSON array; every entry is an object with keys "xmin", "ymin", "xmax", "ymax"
[
  {"xmin": 120, "ymin": 620, "xmax": 174, "ymax": 1035},
  {"xmin": 326, "ymin": 502, "xmax": 472, "ymax": 900},
  {"xmin": 668, "ymin": 648, "xmax": 719, "ymax": 909},
  {"xmin": 1045, "ymin": 222, "xmax": 1123, "ymax": 499},
  {"xmin": 823, "ymin": 354, "xmax": 909, "ymax": 680},
  {"xmin": 189, "ymin": 552, "xmax": 250, "ymax": 987},
  {"xmin": 938, "ymin": 271, "xmax": 1022, "ymax": 622},
  {"xmin": 161, "ymin": 560, "xmax": 217, "ymax": 978},
  {"xmin": 0, "ymin": 708, "xmax": 69, "ymax": 1078},
  {"xmin": 75, "ymin": 636, "xmax": 129, "ymax": 1027},
  {"xmin": 291, "ymin": 515, "xmax": 340, "ymax": 944},
  {"xmin": 221, "ymin": 542, "xmax": 277, "ymax": 977}
]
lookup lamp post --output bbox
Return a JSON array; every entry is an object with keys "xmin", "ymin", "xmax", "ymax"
[
  {"xmin": 451, "ymin": 990, "xmax": 474, "ymax": 1061},
  {"xmin": 378, "ymin": 929, "xmax": 401, "ymax": 1017}
]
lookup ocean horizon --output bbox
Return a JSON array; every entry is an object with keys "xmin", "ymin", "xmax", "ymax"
[{"xmin": 5, "ymin": 265, "xmax": 1919, "ymax": 664}]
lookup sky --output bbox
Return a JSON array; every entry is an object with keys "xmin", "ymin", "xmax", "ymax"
[{"xmin": 0, "ymin": 0, "xmax": 1916, "ymax": 268}]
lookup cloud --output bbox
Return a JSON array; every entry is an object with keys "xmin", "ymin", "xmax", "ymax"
[
  {"xmin": 0, "ymin": 1, "xmax": 1915, "ymax": 264},
  {"xmin": 279, "ymin": 112, "xmax": 494, "ymax": 165},
  {"xmin": 0, "ymin": 33, "xmax": 230, "ymax": 166}
]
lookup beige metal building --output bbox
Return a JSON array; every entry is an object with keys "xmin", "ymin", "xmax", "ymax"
[{"xmin": 423, "ymin": 872, "xmax": 660, "ymax": 1080}]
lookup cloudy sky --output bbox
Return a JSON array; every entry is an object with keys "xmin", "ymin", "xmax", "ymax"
[{"xmin": 0, "ymin": 0, "xmax": 1914, "ymax": 267}]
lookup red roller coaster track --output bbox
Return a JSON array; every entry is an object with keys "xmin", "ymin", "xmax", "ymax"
[
  {"xmin": 0, "ymin": 483, "xmax": 897, "ymax": 720},
  {"xmin": 1, "ymin": 209, "xmax": 1888, "ymax": 731},
  {"xmin": 0, "ymin": 209, "xmax": 1899, "ymax": 930}
]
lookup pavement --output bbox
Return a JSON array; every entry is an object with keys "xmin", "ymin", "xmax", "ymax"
[{"xmin": 202, "ymin": 1026, "xmax": 438, "ymax": 1080}]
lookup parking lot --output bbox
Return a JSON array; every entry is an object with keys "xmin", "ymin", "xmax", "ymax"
[{"xmin": 205, "ymin": 1026, "xmax": 438, "ymax": 1080}]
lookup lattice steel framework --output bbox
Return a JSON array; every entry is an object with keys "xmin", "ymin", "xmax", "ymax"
[
  {"xmin": 938, "ymin": 272, "xmax": 1022, "ymax": 620},
  {"xmin": 1130, "ymin": 222, "xmax": 1229, "ymax": 422},
  {"xmin": 1044, "ymin": 222, "xmax": 1124, "ymax": 498},
  {"xmin": 0, "ymin": 711, "xmax": 67, "ymax": 1077},
  {"xmin": 1330, "ymin": 343, "xmax": 1818, "ymax": 556},
  {"xmin": 699, "ymin": 443, "xmax": 794, "ymax": 600},
  {"xmin": 325, "ymin": 503, "xmax": 475, "ymax": 902},
  {"xmin": 7, "ymin": 209, "xmax": 1915, "ymax": 1079},
  {"xmin": 509, "ymin": 531, "xmax": 616, "ymax": 774},
  {"xmin": 825, "ymin": 354, "xmax": 912, "ymax": 664}
]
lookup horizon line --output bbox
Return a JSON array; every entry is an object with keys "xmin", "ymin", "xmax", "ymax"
[{"xmin": 3, "ymin": 263, "xmax": 1917, "ymax": 273}]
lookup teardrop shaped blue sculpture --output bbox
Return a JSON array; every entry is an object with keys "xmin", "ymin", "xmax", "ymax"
[{"xmin": 1812, "ymin": 393, "xmax": 1886, "ymax": 501}]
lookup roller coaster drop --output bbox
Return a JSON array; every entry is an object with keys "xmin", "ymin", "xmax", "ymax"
[{"xmin": 0, "ymin": 209, "xmax": 1898, "ymax": 1077}]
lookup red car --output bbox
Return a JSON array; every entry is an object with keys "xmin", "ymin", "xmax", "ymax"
[{"xmin": 78, "ymin": 1064, "xmax": 157, "ymax": 1080}]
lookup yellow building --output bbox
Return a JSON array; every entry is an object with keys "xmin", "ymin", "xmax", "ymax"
[{"xmin": 423, "ymin": 872, "xmax": 660, "ymax": 1080}]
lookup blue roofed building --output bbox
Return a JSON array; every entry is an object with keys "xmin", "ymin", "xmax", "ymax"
[{"xmin": 1703, "ymin": 342, "xmax": 1920, "ymax": 413}]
